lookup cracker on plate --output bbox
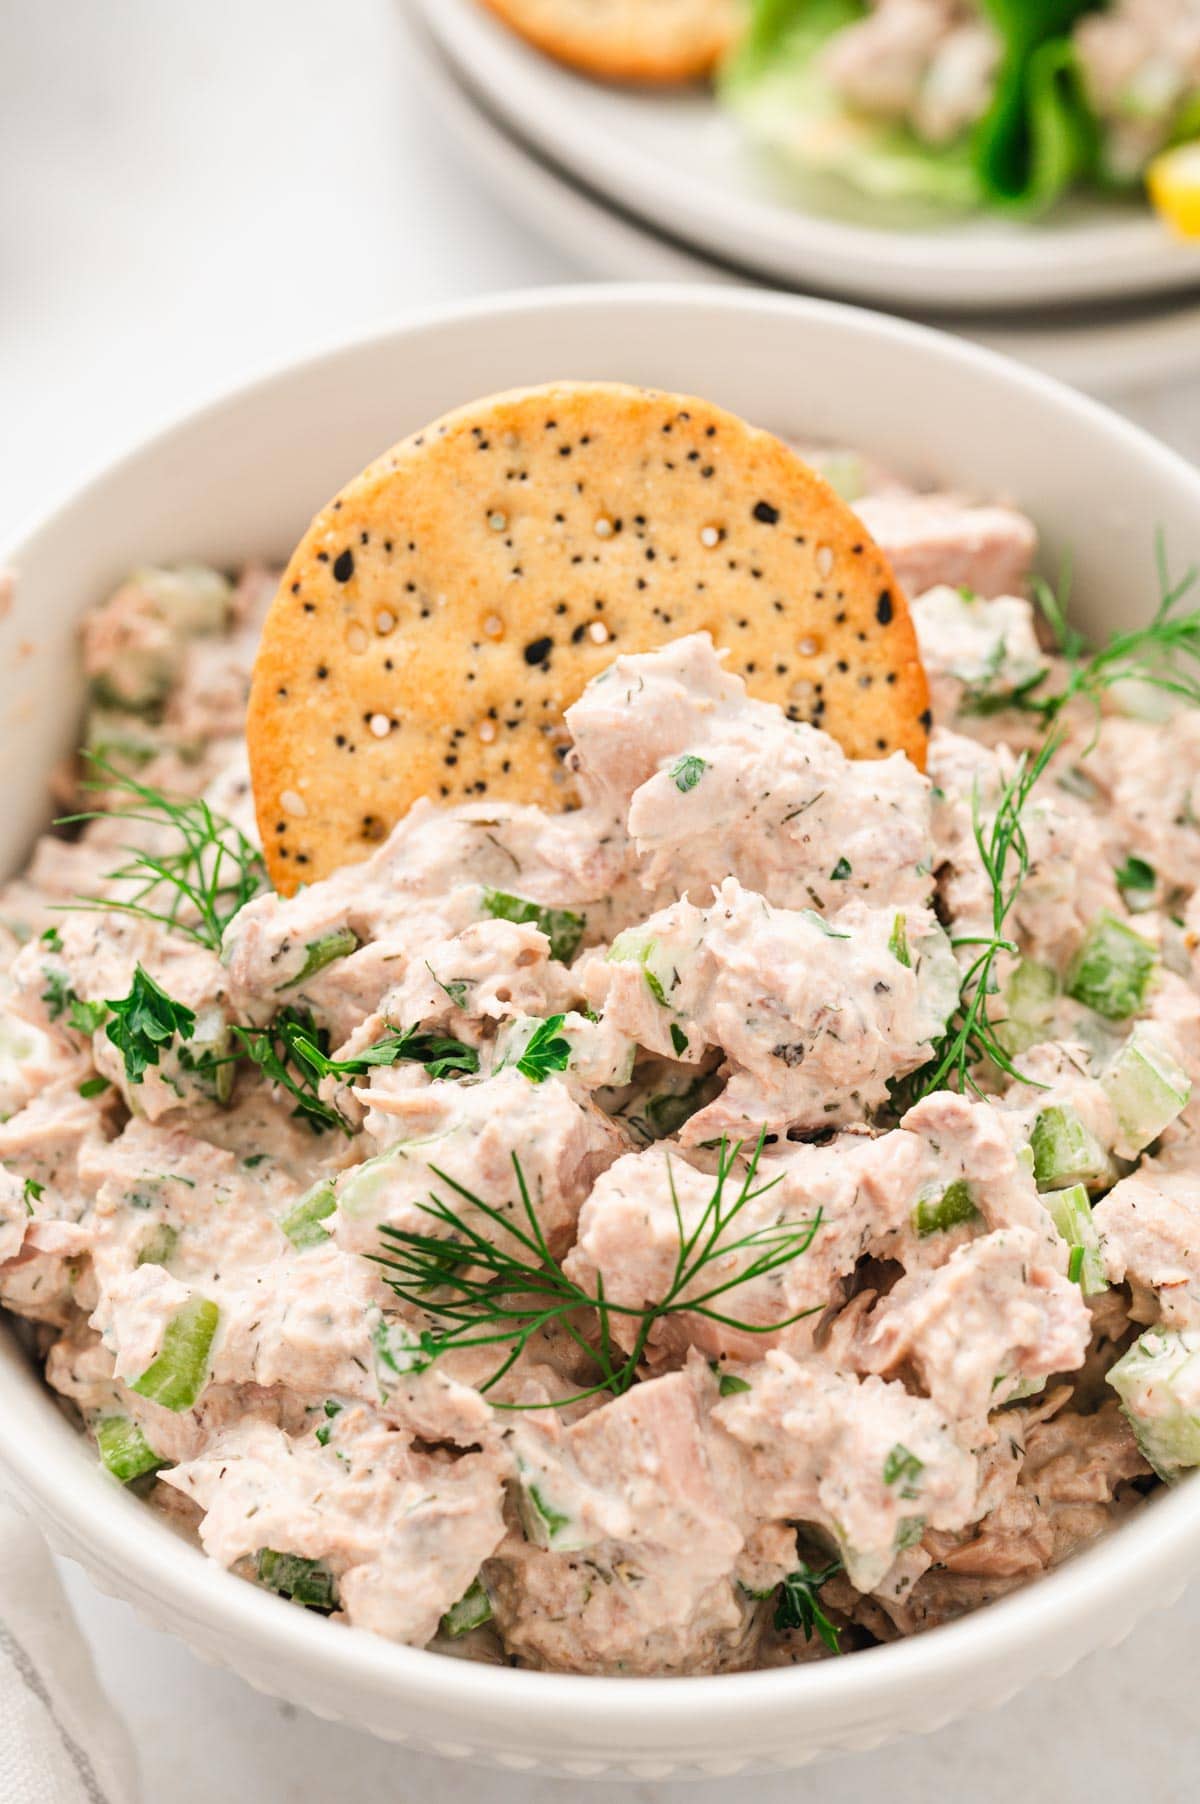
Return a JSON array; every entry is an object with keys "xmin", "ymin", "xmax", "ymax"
[
  {"xmin": 248, "ymin": 381, "xmax": 929, "ymax": 894},
  {"xmin": 477, "ymin": 0, "xmax": 741, "ymax": 83}
]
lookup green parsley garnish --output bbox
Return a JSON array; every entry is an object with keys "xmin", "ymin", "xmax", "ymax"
[
  {"xmin": 22, "ymin": 1177, "xmax": 43, "ymax": 1215},
  {"xmin": 105, "ymin": 966, "xmax": 197, "ymax": 1084},
  {"xmin": 774, "ymin": 1558, "xmax": 843, "ymax": 1655},
  {"xmin": 670, "ymin": 753, "xmax": 708, "ymax": 793},
  {"xmin": 830, "ymin": 856, "xmax": 852, "ymax": 881},
  {"xmin": 515, "ymin": 1015, "xmax": 572, "ymax": 1083},
  {"xmin": 481, "ymin": 890, "xmax": 585, "ymax": 962}
]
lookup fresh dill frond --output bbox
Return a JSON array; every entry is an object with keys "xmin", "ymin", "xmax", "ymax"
[
  {"xmin": 1032, "ymin": 535, "xmax": 1200, "ymax": 719},
  {"xmin": 903, "ymin": 734, "xmax": 1060, "ymax": 1105},
  {"xmin": 58, "ymin": 757, "xmax": 267, "ymax": 953},
  {"xmin": 774, "ymin": 1557, "xmax": 844, "ymax": 1654},
  {"xmin": 372, "ymin": 1132, "xmax": 823, "ymax": 1407}
]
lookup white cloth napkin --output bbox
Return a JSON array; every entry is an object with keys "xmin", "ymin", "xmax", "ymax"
[{"xmin": 0, "ymin": 1491, "xmax": 139, "ymax": 1804}]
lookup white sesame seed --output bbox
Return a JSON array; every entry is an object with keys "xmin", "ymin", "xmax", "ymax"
[
  {"xmin": 346, "ymin": 623, "xmax": 369, "ymax": 654},
  {"xmin": 799, "ymin": 636, "xmax": 819, "ymax": 657},
  {"xmin": 483, "ymin": 614, "xmax": 504, "ymax": 639},
  {"xmin": 280, "ymin": 789, "xmax": 307, "ymax": 818},
  {"xmin": 488, "ymin": 511, "xmax": 507, "ymax": 532},
  {"xmin": 375, "ymin": 610, "xmax": 396, "ymax": 634},
  {"xmin": 588, "ymin": 621, "xmax": 609, "ymax": 645},
  {"xmin": 478, "ymin": 719, "xmax": 497, "ymax": 743},
  {"xmin": 594, "ymin": 516, "xmax": 614, "ymax": 539},
  {"xmin": 369, "ymin": 713, "xmax": 391, "ymax": 738},
  {"xmin": 816, "ymin": 544, "xmax": 834, "ymax": 578},
  {"xmin": 700, "ymin": 525, "xmax": 720, "ymax": 548}
]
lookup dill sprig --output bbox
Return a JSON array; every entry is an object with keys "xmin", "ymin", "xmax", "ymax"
[
  {"xmin": 1024, "ymin": 536, "xmax": 1200, "ymax": 721},
  {"xmin": 58, "ymin": 758, "xmax": 267, "ymax": 953},
  {"xmin": 906, "ymin": 540, "xmax": 1200, "ymax": 1105},
  {"xmin": 903, "ymin": 733, "xmax": 1060, "ymax": 1104},
  {"xmin": 372, "ymin": 1132, "xmax": 824, "ymax": 1407}
]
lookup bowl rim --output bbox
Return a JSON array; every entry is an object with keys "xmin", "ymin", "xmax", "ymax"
[{"xmin": 3, "ymin": 280, "xmax": 1200, "ymax": 1730}]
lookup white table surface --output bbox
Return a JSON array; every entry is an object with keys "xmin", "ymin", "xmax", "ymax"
[{"xmin": 2, "ymin": 2, "xmax": 1198, "ymax": 1798}]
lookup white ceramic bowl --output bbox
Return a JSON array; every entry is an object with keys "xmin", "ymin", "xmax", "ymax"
[{"xmin": 2, "ymin": 286, "xmax": 1199, "ymax": 1779}]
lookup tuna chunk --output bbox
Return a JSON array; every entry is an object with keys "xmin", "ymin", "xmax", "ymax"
[
  {"xmin": 856, "ymin": 492, "xmax": 1037, "ymax": 601},
  {"xmin": 163, "ymin": 1408, "xmax": 506, "ymax": 1646},
  {"xmin": 714, "ymin": 1349, "xmax": 978, "ymax": 1592},
  {"xmin": 565, "ymin": 1130, "xmax": 929, "ymax": 1365},
  {"xmin": 1095, "ymin": 1169, "xmax": 1200, "ymax": 1327},
  {"xmin": 568, "ymin": 634, "xmax": 935, "ymax": 914},
  {"xmin": 861, "ymin": 1228, "xmax": 1092, "ymax": 1436},
  {"xmin": 335, "ymin": 1068, "xmax": 623, "ymax": 1262},
  {"xmin": 586, "ymin": 878, "xmax": 958, "ymax": 1138},
  {"xmin": 490, "ymin": 1367, "xmax": 750, "ymax": 1675}
]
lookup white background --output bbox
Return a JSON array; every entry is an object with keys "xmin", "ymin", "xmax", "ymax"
[{"xmin": 2, "ymin": 2, "xmax": 1199, "ymax": 1798}]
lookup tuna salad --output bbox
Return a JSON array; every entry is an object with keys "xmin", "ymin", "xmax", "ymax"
[{"xmin": 2, "ymin": 464, "xmax": 1198, "ymax": 1675}]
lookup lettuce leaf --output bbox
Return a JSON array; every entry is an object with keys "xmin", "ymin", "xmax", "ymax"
[
  {"xmin": 974, "ymin": 1, "xmax": 1099, "ymax": 209},
  {"xmin": 722, "ymin": 0, "xmax": 1102, "ymax": 215},
  {"xmin": 721, "ymin": 0, "xmax": 980, "ymax": 209}
]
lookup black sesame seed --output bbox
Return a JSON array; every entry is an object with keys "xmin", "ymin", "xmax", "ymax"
[
  {"xmin": 920, "ymin": 708, "xmax": 932, "ymax": 732},
  {"xmin": 523, "ymin": 636, "xmax": 553, "ymax": 665},
  {"xmin": 332, "ymin": 549, "xmax": 354, "ymax": 583},
  {"xmin": 753, "ymin": 501, "xmax": 780, "ymax": 526},
  {"xmin": 876, "ymin": 591, "xmax": 894, "ymax": 625}
]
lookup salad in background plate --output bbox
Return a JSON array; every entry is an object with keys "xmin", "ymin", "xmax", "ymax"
[{"xmin": 722, "ymin": 0, "xmax": 1200, "ymax": 222}]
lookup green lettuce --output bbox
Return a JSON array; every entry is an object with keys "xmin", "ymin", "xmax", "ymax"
[{"xmin": 722, "ymin": 0, "xmax": 1101, "ymax": 215}]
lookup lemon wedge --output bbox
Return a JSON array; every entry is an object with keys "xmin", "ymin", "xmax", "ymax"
[{"xmin": 1148, "ymin": 141, "xmax": 1200, "ymax": 237}]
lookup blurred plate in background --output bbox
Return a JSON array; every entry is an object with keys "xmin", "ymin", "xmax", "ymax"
[
  {"xmin": 407, "ymin": 10, "xmax": 1200, "ymax": 404},
  {"xmin": 412, "ymin": 0, "xmax": 1200, "ymax": 315}
]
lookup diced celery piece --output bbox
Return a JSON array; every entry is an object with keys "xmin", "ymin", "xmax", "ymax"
[
  {"xmin": 1043, "ymin": 1182, "xmax": 1108, "ymax": 1296},
  {"xmin": 515, "ymin": 1466, "xmax": 585, "ymax": 1551},
  {"xmin": 607, "ymin": 928, "xmax": 673, "ymax": 1007},
  {"xmin": 888, "ymin": 913, "xmax": 911, "ymax": 969},
  {"xmin": 997, "ymin": 959, "xmax": 1058, "ymax": 1056},
  {"xmin": 1067, "ymin": 912, "xmax": 1157, "ymax": 1020},
  {"xmin": 1102, "ymin": 1025, "xmax": 1191, "ymax": 1160},
  {"xmin": 135, "ymin": 564, "xmax": 232, "ymax": 637},
  {"xmin": 441, "ymin": 1577, "xmax": 493, "ymax": 1638},
  {"xmin": 96, "ymin": 1416, "xmax": 165, "ymax": 1484},
  {"xmin": 809, "ymin": 449, "xmax": 866, "ymax": 503},
  {"xmin": 130, "ymin": 1295, "xmax": 219, "ymax": 1411},
  {"xmin": 1029, "ymin": 1104, "xmax": 1113, "ymax": 1192},
  {"xmin": 176, "ymin": 1004, "xmax": 235, "ymax": 1105},
  {"xmin": 912, "ymin": 1179, "xmax": 980, "ymax": 1237},
  {"xmin": 135, "ymin": 1223, "xmax": 178, "ymax": 1270},
  {"xmin": 279, "ymin": 1180, "xmax": 337, "ymax": 1250},
  {"xmin": 256, "ymin": 1549, "xmax": 338, "ymax": 1612},
  {"xmin": 283, "ymin": 927, "xmax": 358, "ymax": 990},
  {"xmin": 1108, "ymin": 1328, "xmax": 1200, "ymax": 1479}
]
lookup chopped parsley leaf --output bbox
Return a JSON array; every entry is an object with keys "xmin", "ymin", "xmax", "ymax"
[
  {"xmin": 481, "ymin": 890, "xmax": 585, "ymax": 963},
  {"xmin": 515, "ymin": 1015, "xmax": 572, "ymax": 1084},
  {"xmin": 670, "ymin": 753, "xmax": 708, "ymax": 793},
  {"xmin": 105, "ymin": 966, "xmax": 197, "ymax": 1084}
]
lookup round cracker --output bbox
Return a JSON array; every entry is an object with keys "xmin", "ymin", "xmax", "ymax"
[
  {"xmin": 476, "ymin": 0, "xmax": 740, "ymax": 82},
  {"xmin": 248, "ymin": 382, "xmax": 930, "ymax": 895}
]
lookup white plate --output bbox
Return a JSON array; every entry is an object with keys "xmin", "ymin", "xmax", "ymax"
[
  {"xmin": 3, "ymin": 287, "xmax": 1200, "ymax": 1774},
  {"xmin": 413, "ymin": 0, "xmax": 1200, "ymax": 313},
  {"xmin": 412, "ymin": 11, "xmax": 1200, "ymax": 403}
]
